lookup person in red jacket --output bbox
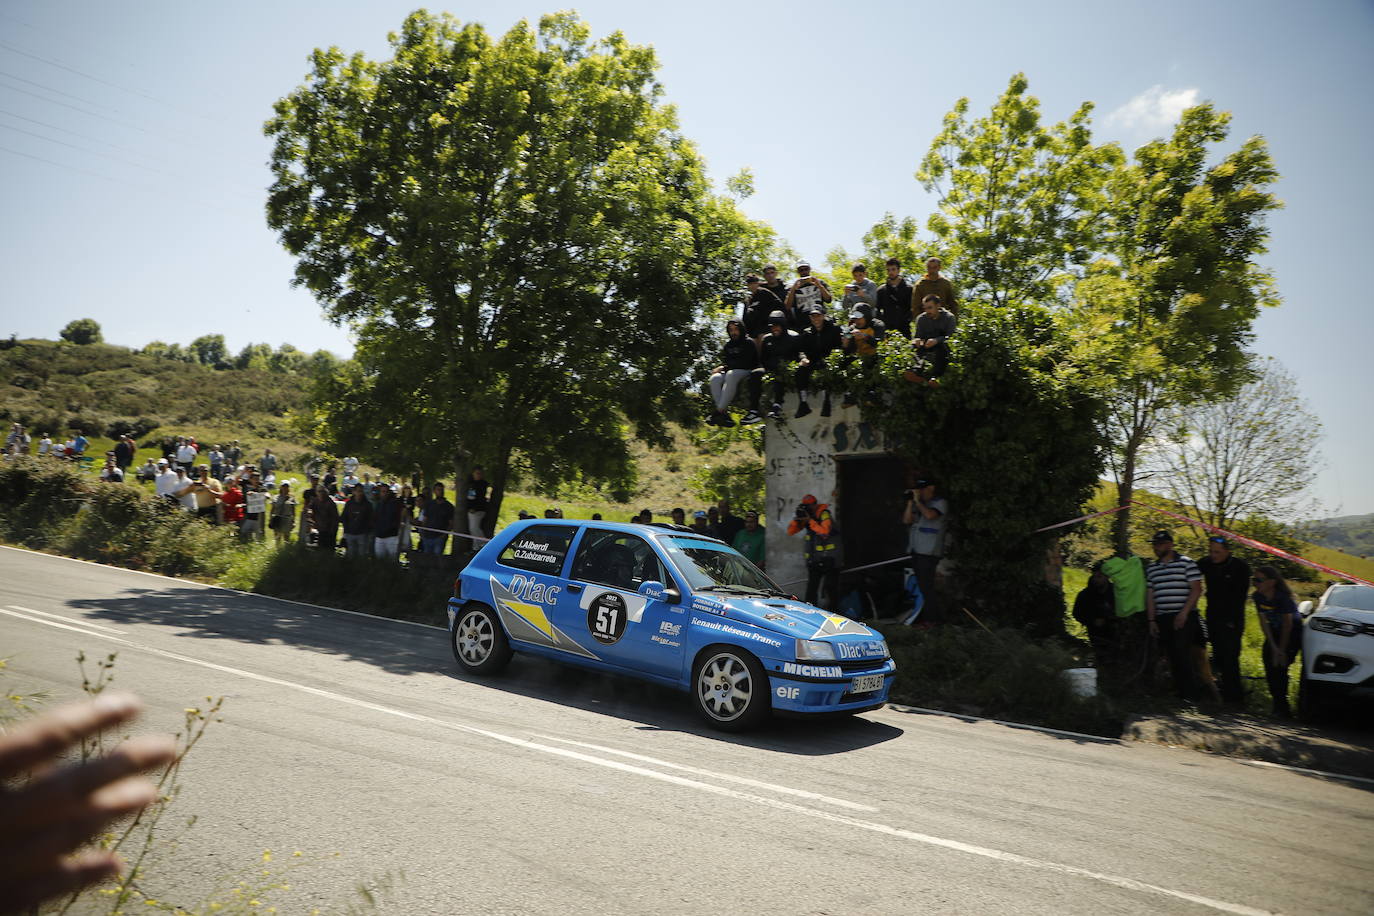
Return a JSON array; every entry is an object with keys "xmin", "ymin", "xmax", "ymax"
[{"xmin": 787, "ymin": 494, "xmax": 840, "ymax": 610}]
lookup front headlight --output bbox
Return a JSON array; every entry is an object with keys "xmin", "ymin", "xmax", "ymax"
[
  {"xmin": 796, "ymin": 638, "xmax": 836, "ymax": 661},
  {"xmin": 1310, "ymin": 617, "xmax": 1364, "ymax": 637}
]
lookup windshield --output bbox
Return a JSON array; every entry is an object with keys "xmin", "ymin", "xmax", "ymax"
[
  {"xmin": 659, "ymin": 536, "xmax": 783, "ymax": 595},
  {"xmin": 1326, "ymin": 585, "xmax": 1374, "ymax": 613}
]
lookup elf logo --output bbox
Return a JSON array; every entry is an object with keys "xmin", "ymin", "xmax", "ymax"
[{"xmin": 775, "ymin": 686, "xmax": 800, "ymax": 700}]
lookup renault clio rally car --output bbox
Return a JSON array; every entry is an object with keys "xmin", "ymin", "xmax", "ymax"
[{"xmin": 446, "ymin": 519, "xmax": 895, "ymax": 730}]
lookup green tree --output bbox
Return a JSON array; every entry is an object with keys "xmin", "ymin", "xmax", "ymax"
[
  {"xmin": 269, "ymin": 343, "xmax": 308, "ymax": 374},
  {"xmin": 266, "ymin": 10, "xmax": 774, "ymax": 532},
  {"xmin": 189, "ymin": 333, "xmax": 228, "ymax": 367},
  {"xmin": 59, "ymin": 319, "xmax": 102, "ymax": 345},
  {"xmin": 1144, "ymin": 359, "xmax": 1320, "ymax": 529},
  {"xmin": 917, "ymin": 73, "xmax": 1120, "ymax": 308},
  {"xmin": 235, "ymin": 343, "xmax": 273, "ymax": 371},
  {"xmin": 1072, "ymin": 104, "xmax": 1281, "ymax": 552}
]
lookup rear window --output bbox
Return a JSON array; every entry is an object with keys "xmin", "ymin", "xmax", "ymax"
[
  {"xmin": 497, "ymin": 525, "xmax": 576, "ymax": 576},
  {"xmin": 1326, "ymin": 585, "xmax": 1374, "ymax": 613}
]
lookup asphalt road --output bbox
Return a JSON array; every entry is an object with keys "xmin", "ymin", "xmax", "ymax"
[{"xmin": 2, "ymin": 546, "xmax": 1371, "ymax": 915}]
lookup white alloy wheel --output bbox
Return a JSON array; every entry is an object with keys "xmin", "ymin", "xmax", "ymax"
[
  {"xmin": 451, "ymin": 605, "xmax": 512, "ymax": 674},
  {"xmin": 693, "ymin": 649, "xmax": 768, "ymax": 730}
]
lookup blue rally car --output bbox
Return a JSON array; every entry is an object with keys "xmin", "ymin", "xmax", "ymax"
[{"xmin": 447, "ymin": 519, "xmax": 895, "ymax": 730}]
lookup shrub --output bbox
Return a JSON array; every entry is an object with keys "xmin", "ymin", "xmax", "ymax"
[{"xmin": 877, "ymin": 622, "xmax": 1122, "ymax": 736}]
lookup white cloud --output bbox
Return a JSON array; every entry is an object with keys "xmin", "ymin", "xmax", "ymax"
[{"xmin": 1106, "ymin": 85, "xmax": 1200, "ymax": 132}]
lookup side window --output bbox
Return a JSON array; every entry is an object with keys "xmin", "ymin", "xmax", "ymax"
[
  {"xmin": 572, "ymin": 530, "xmax": 668, "ymax": 591},
  {"xmin": 497, "ymin": 525, "xmax": 576, "ymax": 576}
]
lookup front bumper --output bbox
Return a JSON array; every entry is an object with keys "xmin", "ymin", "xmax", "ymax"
[
  {"xmin": 765, "ymin": 657, "xmax": 896, "ymax": 713},
  {"xmin": 1303, "ymin": 629, "xmax": 1374, "ymax": 692}
]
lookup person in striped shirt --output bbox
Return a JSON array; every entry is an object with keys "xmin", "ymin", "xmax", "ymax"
[{"xmin": 1145, "ymin": 530, "xmax": 1216, "ymax": 702}]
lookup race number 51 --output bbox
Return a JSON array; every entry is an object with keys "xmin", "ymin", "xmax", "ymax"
[{"xmin": 587, "ymin": 592, "xmax": 628, "ymax": 645}]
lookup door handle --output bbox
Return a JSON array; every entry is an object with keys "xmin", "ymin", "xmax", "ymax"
[{"xmin": 567, "ymin": 584, "xmax": 582, "ymax": 593}]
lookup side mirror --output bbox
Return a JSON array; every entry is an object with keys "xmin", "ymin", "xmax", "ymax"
[
  {"xmin": 639, "ymin": 580, "xmax": 681, "ymax": 604},
  {"xmin": 1298, "ymin": 600, "xmax": 1314, "ymax": 618}
]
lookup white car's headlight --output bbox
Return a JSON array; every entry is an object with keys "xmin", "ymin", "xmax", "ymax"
[
  {"xmin": 796, "ymin": 639, "xmax": 836, "ymax": 661},
  {"xmin": 1310, "ymin": 617, "xmax": 1368, "ymax": 637}
]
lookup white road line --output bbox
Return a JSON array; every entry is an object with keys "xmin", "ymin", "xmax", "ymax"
[
  {"xmin": 1236, "ymin": 758, "xmax": 1374, "ymax": 787},
  {"xmin": 0, "ymin": 606, "xmax": 127, "ymax": 641},
  {"xmin": 533, "ymin": 734, "xmax": 878, "ymax": 812},
  {"xmin": 0, "ymin": 610, "xmax": 1277, "ymax": 915},
  {"xmin": 7, "ymin": 605, "xmax": 126, "ymax": 634}
]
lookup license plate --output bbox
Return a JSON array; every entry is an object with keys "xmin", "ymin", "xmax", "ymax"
[{"xmin": 851, "ymin": 674, "xmax": 885, "ymax": 694}]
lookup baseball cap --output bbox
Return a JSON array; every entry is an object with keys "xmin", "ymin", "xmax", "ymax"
[
  {"xmin": 694, "ymin": 510, "xmax": 708, "ymax": 519},
  {"xmin": 801, "ymin": 494, "xmax": 817, "ymax": 505},
  {"xmin": 768, "ymin": 310, "xmax": 786, "ymax": 324},
  {"xmin": 849, "ymin": 309, "xmax": 865, "ymax": 319},
  {"xmin": 914, "ymin": 478, "xmax": 932, "ymax": 488},
  {"xmin": 156, "ymin": 458, "xmax": 168, "ymax": 465},
  {"xmin": 744, "ymin": 510, "xmax": 759, "ymax": 519},
  {"xmin": 1150, "ymin": 530, "xmax": 1174, "ymax": 543}
]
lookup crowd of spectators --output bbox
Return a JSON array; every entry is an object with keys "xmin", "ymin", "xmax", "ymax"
[{"xmin": 708, "ymin": 257, "xmax": 958, "ymax": 425}]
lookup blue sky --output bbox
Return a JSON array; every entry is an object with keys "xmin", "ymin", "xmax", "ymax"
[{"xmin": 2, "ymin": 1, "xmax": 1371, "ymax": 515}]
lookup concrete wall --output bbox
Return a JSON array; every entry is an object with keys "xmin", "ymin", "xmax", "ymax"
[{"xmin": 763, "ymin": 396, "xmax": 893, "ymax": 590}]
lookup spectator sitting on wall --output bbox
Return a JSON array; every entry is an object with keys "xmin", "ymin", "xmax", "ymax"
[
  {"xmin": 795, "ymin": 306, "xmax": 842, "ymax": 419},
  {"xmin": 707, "ymin": 319, "xmax": 762, "ymax": 428},
  {"xmin": 904, "ymin": 293, "xmax": 957, "ymax": 388},
  {"xmin": 752, "ymin": 311, "xmax": 801, "ymax": 424},
  {"xmin": 732, "ymin": 510, "xmax": 765, "ymax": 569},
  {"xmin": 840, "ymin": 304, "xmax": 886, "ymax": 408}
]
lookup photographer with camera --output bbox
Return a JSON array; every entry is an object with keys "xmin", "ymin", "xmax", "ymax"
[
  {"xmin": 785, "ymin": 260, "xmax": 832, "ymax": 317},
  {"xmin": 904, "ymin": 293, "xmax": 957, "ymax": 388},
  {"xmin": 839, "ymin": 303, "xmax": 886, "ymax": 407},
  {"xmin": 902, "ymin": 478, "xmax": 948, "ymax": 626},
  {"xmin": 840, "ymin": 263, "xmax": 878, "ymax": 315},
  {"xmin": 787, "ymin": 493, "xmax": 841, "ymax": 610}
]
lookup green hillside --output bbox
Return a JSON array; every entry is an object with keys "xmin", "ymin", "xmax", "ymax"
[
  {"xmin": 0, "ymin": 337, "xmax": 754, "ymax": 515},
  {"xmin": 1310, "ymin": 513, "xmax": 1374, "ymax": 559}
]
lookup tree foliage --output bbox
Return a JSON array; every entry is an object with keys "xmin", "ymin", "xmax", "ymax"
[
  {"xmin": 59, "ymin": 318, "xmax": 102, "ymax": 345},
  {"xmin": 1069, "ymin": 104, "xmax": 1282, "ymax": 550},
  {"xmin": 265, "ymin": 10, "xmax": 774, "ymax": 528},
  {"xmin": 189, "ymin": 334, "xmax": 228, "ymax": 367},
  {"xmin": 1144, "ymin": 359, "xmax": 1320, "ymax": 528},
  {"xmin": 917, "ymin": 74, "xmax": 1120, "ymax": 309}
]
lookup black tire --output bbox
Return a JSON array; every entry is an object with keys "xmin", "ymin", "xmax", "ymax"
[
  {"xmin": 1297, "ymin": 673, "xmax": 1331, "ymax": 724},
  {"xmin": 691, "ymin": 646, "xmax": 770, "ymax": 731},
  {"xmin": 451, "ymin": 604, "xmax": 512, "ymax": 675}
]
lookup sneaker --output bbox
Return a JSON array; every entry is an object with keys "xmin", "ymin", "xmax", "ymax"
[
  {"xmin": 795, "ymin": 401, "xmax": 812, "ymax": 419},
  {"xmin": 740, "ymin": 409, "xmax": 764, "ymax": 425},
  {"xmin": 767, "ymin": 403, "xmax": 783, "ymax": 420},
  {"xmin": 718, "ymin": 411, "xmax": 736, "ymax": 427},
  {"xmin": 819, "ymin": 399, "xmax": 832, "ymax": 418},
  {"xmin": 902, "ymin": 369, "xmax": 927, "ymax": 384},
  {"xmin": 704, "ymin": 412, "xmax": 720, "ymax": 426}
]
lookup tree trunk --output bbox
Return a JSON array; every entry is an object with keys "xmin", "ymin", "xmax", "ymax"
[
  {"xmin": 1112, "ymin": 444, "xmax": 1138, "ymax": 556},
  {"xmin": 451, "ymin": 451, "xmax": 473, "ymax": 558}
]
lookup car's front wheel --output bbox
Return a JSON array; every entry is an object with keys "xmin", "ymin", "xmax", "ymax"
[
  {"xmin": 451, "ymin": 604, "xmax": 512, "ymax": 675},
  {"xmin": 1297, "ymin": 672, "xmax": 1332, "ymax": 723},
  {"xmin": 692, "ymin": 646, "xmax": 770, "ymax": 731}
]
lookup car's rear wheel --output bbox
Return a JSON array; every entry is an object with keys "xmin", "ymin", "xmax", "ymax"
[
  {"xmin": 451, "ymin": 604, "xmax": 512, "ymax": 674},
  {"xmin": 692, "ymin": 647, "xmax": 769, "ymax": 731}
]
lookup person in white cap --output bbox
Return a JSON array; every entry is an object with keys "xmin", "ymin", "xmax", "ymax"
[{"xmin": 153, "ymin": 459, "xmax": 180, "ymax": 504}]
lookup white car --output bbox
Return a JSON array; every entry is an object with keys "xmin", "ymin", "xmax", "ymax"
[{"xmin": 1298, "ymin": 583, "xmax": 1374, "ymax": 719}]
